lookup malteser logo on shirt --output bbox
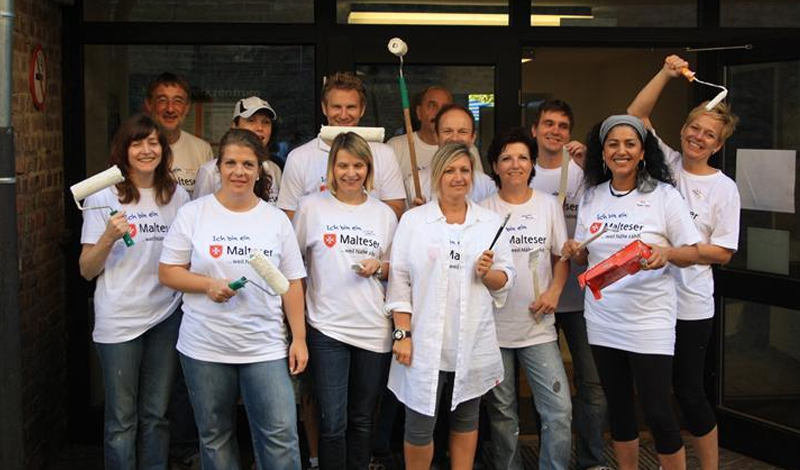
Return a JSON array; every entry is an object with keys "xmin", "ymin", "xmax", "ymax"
[
  {"xmin": 590, "ymin": 222, "xmax": 603, "ymax": 234},
  {"xmin": 209, "ymin": 244, "xmax": 223, "ymax": 258},
  {"xmin": 128, "ymin": 223, "xmax": 138, "ymax": 238},
  {"xmin": 323, "ymin": 233, "xmax": 337, "ymax": 248}
]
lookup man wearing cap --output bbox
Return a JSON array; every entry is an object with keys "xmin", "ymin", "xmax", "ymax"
[
  {"xmin": 276, "ymin": 71, "xmax": 406, "ymax": 219},
  {"xmin": 143, "ymin": 72, "xmax": 214, "ymax": 196},
  {"xmin": 529, "ymin": 100, "xmax": 610, "ymax": 470},
  {"xmin": 193, "ymin": 96, "xmax": 283, "ymax": 203}
]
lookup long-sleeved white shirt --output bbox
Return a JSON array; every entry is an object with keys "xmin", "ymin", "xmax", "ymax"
[{"xmin": 385, "ymin": 200, "xmax": 515, "ymax": 416}]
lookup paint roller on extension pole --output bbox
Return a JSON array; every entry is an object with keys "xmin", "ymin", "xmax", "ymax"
[
  {"xmin": 388, "ymin": 37, "xmax": 422, "ymax": 201},
  {"xmin": 680, "ymin": 67, "xmax": 729, "ymax": 111},
  {"xmin": 69, "ymin": 165, "xmax": 134, "ymax": 247}
]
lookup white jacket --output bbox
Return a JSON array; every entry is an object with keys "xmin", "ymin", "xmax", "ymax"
[{"xmin": 386, "ymin": 200, "xmax": 515, "ymax": 416}]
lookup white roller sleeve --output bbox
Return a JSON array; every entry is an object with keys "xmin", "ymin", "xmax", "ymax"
[
  {"xmin": 249, "ymin": 251, "xmax": 290, "ymax": 295},
  {"xmin": 705, "ymin": 89, "xmax": 728, "ymax": 111},
  {"xmin": 319, "ymin": 126, "xmax": 385, "ymax": 144},
  {"xmin": 70, "ymin": 165, "xmax": 125, "ymax": 209}
]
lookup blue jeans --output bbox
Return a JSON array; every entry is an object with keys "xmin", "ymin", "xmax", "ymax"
[
  {"xmin": 95, "ymin": 310, "xmax": 181, "ymax": 470},
  {"xmin": 179, "ymin": 354, "xmax": 301, "ymax": 470},
  {"xmin": 557, "ymin": 311, "xmax": 608, "ymax": 469},
  {"xmin": 308, "ymin": 326, "xmax": 391, "ymax": 470},
  {"xmin": 486, "ymin": 342, "xmax": 572, "ymax": 470}
]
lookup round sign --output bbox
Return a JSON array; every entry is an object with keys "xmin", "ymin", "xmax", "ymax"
[{"xmin": 29, "ymin": 45, "xmax": 47, "ymax": 111}]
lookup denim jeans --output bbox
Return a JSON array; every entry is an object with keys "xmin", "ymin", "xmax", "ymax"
[
  {"xmin": 557, "ymin": 311, "xmax": 608, "ymax": 469},
  {"xmin": 486, "ymin": 342, "xmax": 572, "ymax": 470},
  {"xmin": 308, "ymin": 326, "xmax": 391, "ymax": 470},
  {"xmin": 179, "ymin": 354, "xmax": 301, "ymax": 470},
  {"xmin": 95, "ymin": 310, "xmax": 181, "ymax": 470}
]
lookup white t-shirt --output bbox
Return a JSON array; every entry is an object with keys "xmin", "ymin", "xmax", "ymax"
[
  {"xmin": 193, "ymin": 158, "xmax": 282, "ymax": 205},
  {"xmin": 388, "ymin": 132, "xmax": 485, "ymax": 181},
  {"xmin": 293, "ymin": 191, "xmax": 398, "ymax": 353},
  {"xmin": 531, "ymin": 160, "xmax": 585, "ymax": 312},
  {"xmin": 276, "ymin": 137, "xmax": 407, "ymax": 212},
  {"xmin": 481, "ymin": 191, "xmax": 567, "ymax": 348},
  {"xmin": 404, "ymin": 167, "xmax": 497, "ymax": 206},
  {"xmin": 170, "ymin": 130, "xmax": 214, "ymax": 195},
  {"xmin": 81, "ymin": 186, "xmax": 190, "ymax": 343},
  {"xmin": 160, "ymin": 195, "xmax": 307, "ymax": 364},
  {"xmin": 658, "ymin": 136, "xmax": 741, "ymax": 320},
  {"xmin": 441, "ymin": 224, "xmax": 465, "ymax": 371},
  {"xmin": 575, "ymin": 181, "xmax": 701, "ymax": 355}
]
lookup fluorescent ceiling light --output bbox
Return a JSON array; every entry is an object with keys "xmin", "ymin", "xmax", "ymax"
[{"xmin": 347, "ymin": 9, "xmax": 593, "ymax": 27}]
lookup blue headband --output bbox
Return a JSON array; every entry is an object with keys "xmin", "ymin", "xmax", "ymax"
[{"xmin": 599, "ymin": 115, "xmax": 647, "ymax": 143}]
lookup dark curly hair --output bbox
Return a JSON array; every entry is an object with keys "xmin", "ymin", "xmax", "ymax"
[
  {"xmin": 486, "ymin": 127, "xmax": 535, "ymax": 189},
  {"xmin": 583, "ymin": 120, "xmax": 674, "ymax": 191},
  {"xmin": 216, "ymin": 128, "xmax": 273, "ymax": 202}
]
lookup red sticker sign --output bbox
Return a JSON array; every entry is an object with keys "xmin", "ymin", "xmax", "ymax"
[{"xmin": 209, "ymin": 245, "xmax": 223, "ymax": 258}]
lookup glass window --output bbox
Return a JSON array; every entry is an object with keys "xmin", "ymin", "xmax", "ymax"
[
  {"xmin": 84, "ymin": 45, "xmax": 316, "ymax": 176},
  {"xmin": 530, "ymin": 0, "xmax": 696, "ymax": 27},
  {"xmin": 722, "ymin": 0, "xmax": 800, "ymax": 27},
  {"xmin": 339, "ymin": 1, "xmax": 508, "ymax": 25},
  {"xmin": 83, "ymin": 0, "xmax": 313, "ymax": 23},
  {"xmin": 355, "ymin": 64, "xmax": 496, "ymax": 164},
  {"xmin": 722, "ymin": 298, "xmax": 800, "ymax": 431},
  {"xmin": 723, "ymin": 60, "xmax": 800, "ymax": 278}
]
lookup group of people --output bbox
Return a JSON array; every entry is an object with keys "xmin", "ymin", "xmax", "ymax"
[{"xmin": 79, "ymin": 54, "xmax": 740, "ymax": 470}]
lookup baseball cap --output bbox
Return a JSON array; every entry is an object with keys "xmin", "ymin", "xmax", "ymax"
[{"xmin": 232, "ymin": 96, "xmax": 277, "ymax": 121}]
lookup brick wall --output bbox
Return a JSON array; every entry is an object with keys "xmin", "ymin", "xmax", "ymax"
[{"xmin": 12, "ymin": 0, "xmax": 67, "ymax": 469}]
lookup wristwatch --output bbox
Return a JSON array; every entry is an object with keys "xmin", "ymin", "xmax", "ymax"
[{"xmin": 392, "ymin": 328, "xmax": 411, "ymax": 341}]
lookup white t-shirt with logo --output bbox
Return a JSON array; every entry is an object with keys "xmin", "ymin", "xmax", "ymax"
[
  {"xmin": 81, "ymin": 186, "xmax": 190, "ymax": 343},
  {"xmin": 193, "ymin": 158, "xmax": 282, "ymax": 205},
  {"xmin": 404, "ymin": 167, "xmax": 497, "ymax": 206},
  {"xmin": 575, "ymin": 181, "xmax": 701, "ymax": 355},
  {"xmin": 160, "ymin": 195, "xmax": 307, "ymax": 364},
  {"xmin": 481, "ymin": 191, "xmax": 567, "ymax": 348},
  {"xmin": 658, "ymin": 136, "xmax": 741, "ymax": 320},
  {"xmin": 530, "ymin": 160, "xmax": 585, "ymax": 313},
  {"xmin": 170, "ymin": 130, "xmax": 214, "ymax": 195},
  {"xmin": 292, "ymin": 191, "xmax": 398, "ymax": 353},
  {"xmin": 388, "ymin": 132, "xmax": 485, "ymax": 182},
  {"xmin": 441, "ymin": 224, "xmax": 465, "ymax": 371},
  {"xmin": 277, "ymin": 137, "xmax": 407, "ymax": 212}
]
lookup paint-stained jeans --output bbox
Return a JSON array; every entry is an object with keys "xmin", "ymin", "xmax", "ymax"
[{"xmin": 486, "ymin": 342, "xmax": 572, "ymax": 470}]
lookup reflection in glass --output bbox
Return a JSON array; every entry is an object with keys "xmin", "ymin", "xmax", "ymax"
[
  {"xmin": 723, "ymin": 298, "xmax": 800, "ymax": 431},
  {"xmin": 339, "ymin": 1, "xmax": 508, "ymax": 25},
  {"xmin": 722, "ymin": 0, "xmax": 800, "ymax": 27},
  {"xmin": 84, "ymin": 45, "xmax": 316, "ymax": 176},
  {"xmin": 723, "ymin": 60, "xmax": 800, "ymax": 279},
  {"xmin": 355, "ymin": 64, "xmax": 495, "ymax": 160},
  {"xmin": 84, "ymin": 0, "xmax": 313, "ymax": 23},
  {"xmin": 530, "ymin": 0, "xmax": 696, "ymax": 27}
]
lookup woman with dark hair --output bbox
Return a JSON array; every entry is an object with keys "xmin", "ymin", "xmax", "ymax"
[
  {"xmin": 480, "ymin": 127, "xmax": 573, "ymax": 470},
  {"xmin": 159, "ymin": 128, "xmax": 307, "ymax": 470},
  {"xmin": 562, "ymin": 115, "xmax": 700, "ymax": 470},
  {"xmin": 387, "ymin": 142, "xmax": 514, "ymax": 470},
  {"xmin": 79, "ymin": 113, "xmax": 190, "ymax": 470},
  {"xmin": 293, "ymin": 132, "xmax": 397, "ymax": 470},
  {"xmin": 628, "ymin": 55, "xmax": 740, "ymax": 470}
]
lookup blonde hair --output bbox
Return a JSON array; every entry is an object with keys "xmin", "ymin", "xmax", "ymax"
[
  {"xmin": 430, "ymin": 142, "xmax": 474, "ymax": 198},
  {"xmin": 326, "ymin": 132, "xmax": 375, "ymax": 194},
  {"xmin": 685, "ymin": 101, "xmax": 739, "ymax": 144}
]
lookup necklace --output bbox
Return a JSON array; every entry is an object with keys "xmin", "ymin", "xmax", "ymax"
[{"xmin": 609, "ymin": 182, "xmax": 635, "ymax": 198}]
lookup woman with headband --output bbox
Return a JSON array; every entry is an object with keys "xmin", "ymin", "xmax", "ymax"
[
  {"xmin": 159, "ymin": 128, "xmax": 307, "ymax": 470},
  {"xmin": 628, "ymin": 55, "xmax": 740, "ymax": 470},
  {"xmin": 79, "ymin": 114, "xmax": 190, "ymax": 470},
  {"xmin": 386, "ymin": 142, "xmax": 514, "ymax": 470},
  {"xmin": 562, "ymin": 115, "xmax": 700, "ymax": 470},
  {"xmin": 292, "ymin": 132, "xmax": 397, "ymax": 470}
]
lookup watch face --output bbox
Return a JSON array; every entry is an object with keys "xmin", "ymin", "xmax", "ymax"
[{"xmin": 393, "ymin": 329, "xmax": 404, "ymax": 340}]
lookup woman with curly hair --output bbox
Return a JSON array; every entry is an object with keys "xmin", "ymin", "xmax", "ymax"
[{"xmin": 562, "ymin": 115, "xmax": 700, "ymax": 470}]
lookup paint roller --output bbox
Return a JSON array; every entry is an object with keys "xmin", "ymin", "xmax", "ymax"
[
  {"xmin": 226, "ymin": 251, "xmax": 290, "ymax": 296},
  {"xmin": 319, "ymin": 126, "xmax": 385, "ymax": 144},
  {"xmin": 680, "ymin": 68, "xmax": 728, "ymax": 111},
  {"xmin": 70, "ymin": 165, "xmax": 134, "ymax": 247},
  {"xmin": 388, "ymin": 37, "xmax": 423, "ymax": 201}
]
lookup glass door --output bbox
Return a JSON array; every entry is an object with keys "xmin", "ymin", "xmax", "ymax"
[{"xmin": 714, "ymin": 48, "xmax": 800, "ymax": 469}]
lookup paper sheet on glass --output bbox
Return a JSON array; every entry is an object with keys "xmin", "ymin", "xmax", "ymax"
[{"xmin": 735, "ymin": 149, "xmax": 796, "ymax": 213}]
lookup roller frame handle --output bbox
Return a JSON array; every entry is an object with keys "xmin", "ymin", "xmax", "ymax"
[
  {"xmin": 398, "ymin": 74, "xmax": 421, "ymax": 200},
  {"xmin": 109, "ymin": 210, "xmax": 135, "ymax": 247},
  {"xmin": 228, "ymin": 277, "xmax": 248, "ymax": 291}
]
